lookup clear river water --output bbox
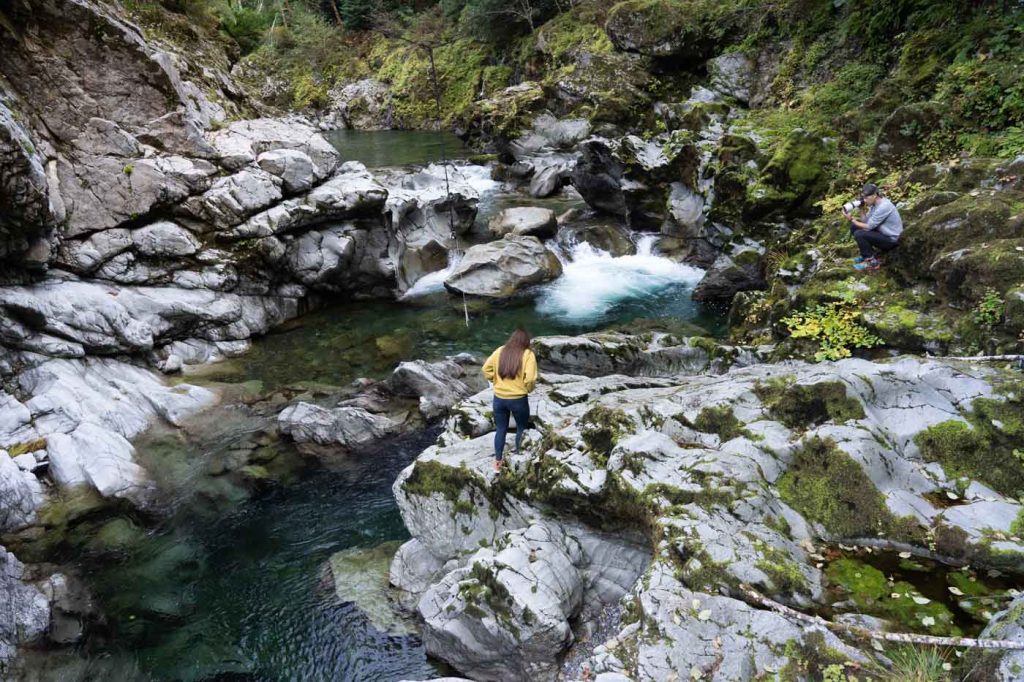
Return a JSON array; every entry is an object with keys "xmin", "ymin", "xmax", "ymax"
[{"xmin": 31, "ymin": 131, "xmax": 727, "ymax": 682}]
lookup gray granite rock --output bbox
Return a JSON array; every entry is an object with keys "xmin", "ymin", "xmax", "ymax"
[
  {"xmin": 444, "ymin": 236, "xmax": 562, "ymax": 299},
  {"xmin": 277, "ymin": 402, "xmax": 399, "ymax": 449},
  {"xmin": 0, "ymin": 547, "xmax": 49, "ymax": 671},
  {"xmin": 0, "ymin": 450, "xmax": 44, "ymax": 532},
  {"xmin": 488, "ymin": 207, "xmax": 558, "ymax": 239}
]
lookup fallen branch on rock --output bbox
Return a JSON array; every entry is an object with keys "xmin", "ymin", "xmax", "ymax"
[
  {"xmin": 738, "ymin": 584, "xmax": 1024, "ymax": 651},
  {"xmin": 840, "ymin": 538, "xmax": 969, "ymax": 568},
  {"xmin": 930, "ymin": 354, "xmax": 1024, "ymax": 363}
]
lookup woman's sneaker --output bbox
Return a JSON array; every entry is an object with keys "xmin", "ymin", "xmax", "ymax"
[{"xmin": 853, "ymin": 256, "xmax": 866, "ymax": 264}]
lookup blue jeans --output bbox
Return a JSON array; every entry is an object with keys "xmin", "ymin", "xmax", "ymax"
[{"xmin": 493, "ymin": 396, "xmax": 530, "ymax": 461}]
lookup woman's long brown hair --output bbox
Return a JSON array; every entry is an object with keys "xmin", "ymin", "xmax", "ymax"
[{"xmin": 498, "ymin": 328, "xmax": 531, "ymax": 379}]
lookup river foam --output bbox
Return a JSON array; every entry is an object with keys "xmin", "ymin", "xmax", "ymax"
[{"xmin": 536, "ymin": 235, "xmax": 704, "ymax": 323}]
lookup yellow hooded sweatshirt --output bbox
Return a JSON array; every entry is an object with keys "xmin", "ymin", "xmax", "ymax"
[{"xmin": 482, "ymin": 346, "xmax": 538, "ymax": 398}]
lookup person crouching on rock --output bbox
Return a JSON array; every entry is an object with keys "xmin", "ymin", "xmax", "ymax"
[
  {"xmin": 844, "ymin": 183, "xmax": 903, "ymax": 272},
  {"xmin": 482, "ymin": 328, "xmax": 538, "ymax": 473}
]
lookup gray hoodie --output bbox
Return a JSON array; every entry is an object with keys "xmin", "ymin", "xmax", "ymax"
[{"xmin": 866, "ymin": 197, "xmax": 903, "ymax": 239}]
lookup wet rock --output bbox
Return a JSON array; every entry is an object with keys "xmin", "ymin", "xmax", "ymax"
[
  {"xmin": 529, "ymin": 164, "xmax": 569, "ymax": 198},
  {"xmin": 46, "ymin": 422, "xmax": 153, "ymax": 506},
  {"xmin": 488, "ymin": 207, "xmax": 558, "ymax": 239},
  {"xmin": 707, "ymin": 52, "xmax": 755, "ymax": 104},
  {"xmin": 692, "ymin": 249, "xmax": 766, "ymax": 302},
  {"xmin": 277, "ymin": 402, "xmax": 399, "ymax": 449},
  {"xmin": 571, "ymin": 136, "xmax": 699, "ymax": 230},
  {"xmin": 0, "ymin": 547, "xmax": 49, "ymax": 670},
  {"xmin": 329, "ymin": 541, "xmax": 413, "ymax": 634},
  {"xmin": 508, "ymin": 114, "xmax": 591, "ymax": 158},
  {"xmin": 1, "ymin": 355, "xmax": 214, "ymax": 508},
  {"xmin": 444, "ymin": 236, "xmax": 562, "ymax": 299},
  {"xmin": 384, "ymin": 355, "xmax": 488, "ymax": 420},
  {"xmin": 390, "ymin": 538, "xmax": 451, "ymax": 612},
  {"xmin": 556, "ymin": 220, "xmax": 635, "ymax": 257}
]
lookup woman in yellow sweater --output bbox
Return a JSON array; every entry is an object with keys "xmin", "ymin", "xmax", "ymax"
[{"xmin": 482, "ymin": 328, "xmax": 538, "ymax": 472}]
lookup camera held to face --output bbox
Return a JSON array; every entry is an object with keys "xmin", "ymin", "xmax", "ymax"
[{"xmin": 842, "ymin": 198, "xmax": 863, "ymax": 213}]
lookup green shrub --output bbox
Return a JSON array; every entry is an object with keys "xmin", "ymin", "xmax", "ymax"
[{"xmin": 783, "ymin": 302, "xmax": 883, "ymax": 361}]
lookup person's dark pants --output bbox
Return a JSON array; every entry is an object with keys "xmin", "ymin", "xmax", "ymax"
[
  {"xmin": 850, "ymin": 224, "xmax": 899, "ymax": 259},
  {"xmin": 493, "ymin": 395, "xmax": 529, "ymax": 461}
]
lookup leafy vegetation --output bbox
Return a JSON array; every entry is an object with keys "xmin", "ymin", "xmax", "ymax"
[{"xmin": 783, "ymin": 302, "xmax": 883, "ymax": 362}]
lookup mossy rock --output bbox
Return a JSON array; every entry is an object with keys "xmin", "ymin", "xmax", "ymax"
[
  {"xmin": 688, "ymin": 405, "xmax": 751, "ymax": 442},
  {"xmin": 916, "ymin": 405, "xmax": 1024, "ymax": 499},
  {"xmin": 929, "ymin": 237, "xmax": 1024, "ymax": 302},
  {"xmin": 747, "ymin": 129, "xmax": 831, "ymax": 217},
  {"xmin": 892, "ymin": 194, "xmax": 1017, "ymax": 281},
  {"xmin": 468, "ymin": 82, "xmax": 545, "ymax": 146},
  {"xmin": 546, "ymin": 52, "xmax": 653, "ymax": 126},
  {"xmin": 604, "ymin": 0, "xmax": 744, "ymax": 60},
  {"xmin": 580, "ymin": 405, "xmax": 636, "ymax": 462},
  {"xmin": 534, "ymin": 7, "xmax": 613, "ymax": 64},
  {"xmin": 861, "ymin": 305, "xmax": 955, "ymax": 354},
  {"xmin": 873, "ymin": 101, "xmax": 943, "ymax": 164},
  {"xmin": 1004, "ymin": 287, "xmax": 1024, "ymax": 335},
  {"xmin": 778, "ymin": 437, "xmax": 896, "ymax": 538},
  {"xmin": 754, "ymin": 380, "xmax": 865, "ymax": 430}
]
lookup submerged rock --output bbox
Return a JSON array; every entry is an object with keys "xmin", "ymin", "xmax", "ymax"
[
  {"xmin": 329, "ymin": 541, "xmax": 414, "ymax": 635},
  {"xmin": 444, "ymin": 236, "xmax": 562, "ymax": 299}
]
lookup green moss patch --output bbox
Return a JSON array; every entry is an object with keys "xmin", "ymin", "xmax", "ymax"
[
  {"xmin": 778, "ymin": 437, "xmax": 894, "ymax": 538},
  {"xmin": 688, "ymin": 405, "xmax": 752, "ymax": 442},
  {"xmin": 580, "ymin": 405, "xmax": 636, "ymax": 464},
  {"xmin": 3, "ymin": 438, "xmax": 47, "ymax": 457},
  {"xmin": 404, "ymin": 460, "xmax": 480, "ymax": 503},
  {"xmin": 755, "ymin": 380, "xmax": 865, "ymax": 430},
  {"xmin": 915, "ymin": 399, "xmax": 1024, "ymax": 499}
]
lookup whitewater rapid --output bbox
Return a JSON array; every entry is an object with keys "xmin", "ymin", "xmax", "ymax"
[{"xmin": 536, "ymin": 235, "xmax": 704, "ymax": 323}]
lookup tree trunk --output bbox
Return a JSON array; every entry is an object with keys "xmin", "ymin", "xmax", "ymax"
[{"xmin": 328, "ymin": 0, "xmax": 343, "ymax": 26}]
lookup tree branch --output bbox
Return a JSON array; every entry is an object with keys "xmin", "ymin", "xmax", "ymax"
[{"xmin": 737, "ymin": 583, "xmax": 1024, "ymax": 651}]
